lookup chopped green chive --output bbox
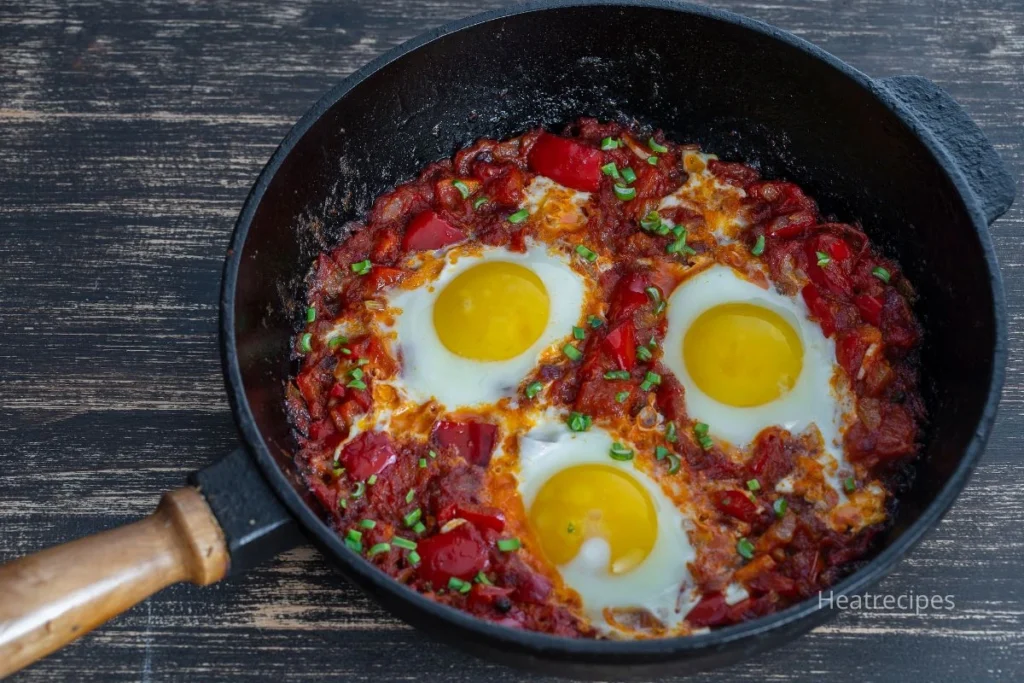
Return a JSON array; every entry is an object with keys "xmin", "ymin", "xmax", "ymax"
[
  {"xmin": 368, "ymin": 542, "xmax": 391, "ymax": 557},
  {"xmin": 773, "ymin": 498, "xmax": 788, "ymax": 517},
  {"xmin": 328, "ymin": 335, "xmax": 348, "ymax": 349},
  {"xmin": 645, "ymin": 286, "xmax": 661, "ymax": 304},
  {"xmin": 604, "ymin": 370, "xmax": 630, "ymax": 380},
  {"xmin": 413, "ymin": 521, "xmax": 426, "ymax": 534},
  {"xmin": 648, "ymin": 137, "xmax": 669, "ymax": 154},
  {"xmin": 403, "ymin": 508, "xmax": 422, "ymax": 527},
  {"xmin": 747, "ymin": 479, "xmax": 761, "ymax": 492},
  {"xmin": 507, "ymin": 209, "xmax": 530, "ymax": 224},
  {"xmin": 737, "ymin": 537, "xmax": 756, "ymax": 560},
  {"xmin": 448, "ymin": 577, "xmax": 472, "ymax": 594},
  {"xmin": 816, "ymin": 251, "xmax": 831, "ymax": 267},
  {"xmin": 636, "ymin": 346, "xmax": 653, "ymax": 362},
  {"xmin": 640, "ymin": 212, "xmax": 669, "ymax": 235},
  {"xmin": 615, "ymin": 391, "xmax": 629, "ymax": 403},
  {"xmin": 666, "ymin": 227, "xmax": 693, "ymax": 255},
  {"xmin": 338, "ymin": 497, "xmax": 348, "ymax": 509},
  {"xmin": 347, "ymin": 378, "xmax": 367, "ymax": 390},
  {"xmin": 429, "ymin": 450, "xmax": 437, "ymax": 459},
  {"xmin": 872, "ymin": 266, "xmax": 891, "ymax": 283},
  {"xmin": 751, "ymin": 234, "xmax": 766, "ymax": 256},
  {"xmin": 588, "ymin": 315, "xmax": 603, "ymax": 329},
  {"xmin": 562, "ymin": 343, "xmax": 582, "ymax": 361},
  {"xmin": 666, "ymin": 453, "xmax": 681, "ymax": 474},
  {"xmin": 352, "ymin": 481, "xmax": 365, "ymax": 498},
  {"xmin": 299, "ymin": 333, "xmax": 313, "ymax": 354},
  {"xmin": 305, "ymin": 306, "xmax": 316, "ymax": 323},
  {"xmin": 665, "ymin": 421, "xmax": 678, "ymax": 443},
  {"xmin": 344, "ymin": 537, "xmax": 362, "ymax": 553},
  {"xmin": 367, "ymin": 474, "xmax": 378, "ymax": 486},
  {"xmin": 349, "ymin": 367, "xmax": 364, "ymax": 381},
  {"xmin": 609, "ymin": 442, "xmax": 634, "ymax": 461},
  {"xmin": 525, "ymin": 381, "xmax": 544, "ymax": 399},
  {"xmin": 640, "ymin": 371, "xmax": 661, "ymax": 392},
  {"xmin": 392, "ymin": 537, "xmax": 417, "ymax": 550},
  {"xmin": 654, "ymin": 301, "xmax": 666, "ymax": 315},
  {"xmin": 647, "ymin": 155, "xmax": 658, "ymax": 166},
  {"xmin": 575, "ymin": 244, "xmax": 598, "ymax": 262},
  {"xmin": 655, "ymin": 446, "xmax": 670, "ymax": 460},
  {"xmin": 621, "ymin": 167, "xmax": 637, "ymax": 184},
  {"xmin": 408, "ymin": 550, "xmax": 421, "ymax": 565},
  {"xmin": 339, "ymin": 347, "xmax": 352, "ymax": 355},
  {"xmin": 474, "ymin": 571, "xmax": 493, "ymax": 586},
  {"xmin": 567, "ymin": 522, "xmax": 575, "ymax": 533},
  {"xmin": 601, "ymin": 162, "xmax": 620, "ymax": 179},
  {"xmin": 600, "ymin": 137, "xmax": 621, "ymax": 150},
  {"xmin": 497, "ymin": 538, "xmax": 521, "ymax": 552},
  {"xmin": 473, "ymin": 196, "xmax": 488, "ymax": 209},
  {"xmin": 844, "ymin": 477, "xmax": 857, "ymax": 493},
  {"xmin": 359, "ymin": 519, "xmax": 376, "ymax": 529},
  {"xmin": 405, "ymin": 488, "xmax": 415, "ymax": 504},
  {"xmin": 698, "ymin": 436, "xmax": 714, "ymax": 450},
  {"xmin": 694, "ymin": 422, "xmax": 710, "ymax": 436},
  {"xmin": 351, "ymin": 259, "xmax": 372, "ymax": 275},
  {"xmin": 567, "ymin": 412, "xmax": 592, "ymax": 432},
  {"xmin": 418, "ymin": 458, "xmax": 427, "ymax": 468},
  {"xmin": 346, "ymin": 529, "xmax": 363, "ymax": 544},
  {"xmin": 694, "ymin": 423, "xmax": 713, "ymax": 450},
  {"xmin": 573, "ymin": 326, "xmax": 586, "ymax": 340},
  {"xmin": 356, "ymin": 358, "xmax": 369, "ymax": 366},
  {"xmin": 332, "ymin": 465, "xmax": 343, "ymax": 477},
  {"xmin": 613, "ymin": 184, "xmax": 636, "ymax": 201},
  {"xmin": 452, "ymin": 179, "xmax": 471, "ymax": 199}
]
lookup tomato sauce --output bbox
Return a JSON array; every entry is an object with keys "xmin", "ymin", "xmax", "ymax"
[{"xmin": 286, "ymin": 119, "xmax": 924, "ymax": 637}]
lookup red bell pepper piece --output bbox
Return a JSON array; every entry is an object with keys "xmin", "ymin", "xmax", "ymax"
[
  {"xmin": 765, "ymin": 210, "xmax": 817, "ymax": 239},
  {"xmin": 366, "ymin": 266, "xmax": 405, "ymax": 291},
  {"xmin": 415, "ymin": 522, "xmax": 489, "ymax": 587},
  {"xmin": 527, "ymin": 133, "xmax": 602, "ymax": 192},
  {"xmin": 608, "ymin": 271, "xmax": 650, "ymax": 320},
  {"xmin": 402, "ymin": 210, "xmax": 466, "ymax": 252},
  {"xmin": 602, "ymin": 321, "xmax": 637, "ymax": 372},
  {"xmin": 432, "ymin": 420, "xmax": 499, "ymax": 467},
  {"xmin": 854, "ymin": 294, "xmax": 884, "ymax": 327},
  {"xmin": 801, "ymin": 283, "xmax": 836, "ymax": 337},
  {"xmin": 805, "ymin": 235, "xmax": 853, "ymax": 297},
  {"xmin": 438, "ymin": 503, "xmax": 506, "ymax": 533},
  {"xmin": 686, "ymin": 592, "xmax": 731, "ymax": 628},
  {"xmin": 826, "ymin": 238, "xmax": 852, "ymax": 261},
  {"xmin": 713, "ymin": 490, "xmax": 760, "ymax": 523},
  {"xmin": 338, "ymin": 431, "xmax": 398, "ymax": 481}
]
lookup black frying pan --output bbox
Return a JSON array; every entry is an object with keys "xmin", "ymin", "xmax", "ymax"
[{"xmin": 0, "ymin": 1, "xmax": 1014, "ymax": 678}]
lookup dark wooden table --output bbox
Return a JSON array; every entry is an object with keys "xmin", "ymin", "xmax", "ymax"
[{"xmin": 1, "ymin": 1, "xmax": 1021, "ymax": 680}]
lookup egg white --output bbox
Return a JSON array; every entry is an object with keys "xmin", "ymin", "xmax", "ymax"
[
  {"xmin": 662, "ymin": 264, "xmax": 853, "ymax": 493},
  {"xmin": 516, "ymin": 420, "xmax": 697, "ymax": 634},
  {"xmin": 383, "ymin": 244, "xmax": 586, "ymax": 409}
]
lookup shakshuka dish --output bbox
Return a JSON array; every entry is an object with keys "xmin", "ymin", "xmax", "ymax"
[{"xmin": 286, "ymin": 119, "xmax": 924, "ymax": 638}]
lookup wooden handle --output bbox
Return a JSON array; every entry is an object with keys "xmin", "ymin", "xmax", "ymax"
[{"xmin": 0, "ymin": 487, "xmax": 228, "ymax": 678}]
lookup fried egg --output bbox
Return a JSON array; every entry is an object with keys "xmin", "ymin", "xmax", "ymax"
[
  {"xmin": 662, "ymin": 264, "xmax": 853, "ymax": 492},
  {"xmin": 516, "ymin": 420, "xmax": 696, "ymax": 634},
  {"xmin": 384, "ymin": 244, "xmax": 587, "ymax": 408}
]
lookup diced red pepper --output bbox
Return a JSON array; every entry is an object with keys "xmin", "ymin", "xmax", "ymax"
[
  {"xmin": 686, "ymin": 592, "xmax": 731, "ymax": 628},
  {"xmin": 527, "ymin": 133, "xmax": 602, "ymax": 192},
  {"xmin": 438, "ymin": 503, "xmax": 506, "ymax": 533},
  {"xmin": 765, "ymin": 210, "xmax": 817, "ymax": 239},
  {"xmin": 338, "ymin": 431, "xmax": 397, "ymax": 481},
  {"xmin": 402, "ymin": 210, "xmax": 466, "ymax": 252},
  {"xmin": 748, "ymin": 428, "xmax": 795, "ymax": 488},
  {"xmin": 602, "ymin": 321, "xmax": 636, "ymax": 372},
  {"xmin": 854, "ymin": 294, "xmax": 883, "ymax": 327},
  {"xmin": 826, "ymin": 238, "xmax": 853, "ymax": 261},
  {"xmin": 366, "ymin": 266, "xmax": 405, "ymax": 292},
  {"xmin": 801, "ymin": 283, "xmax": 835, "ymax": 337},
  {"xmin": 307, "ymin": 419, "xmax": 333, "ymax": 442},
  {"xmin": 415, "ymin": 522, "xmax": 489, "ymax": 587},
  {"xmin": 432, "ymin": 420, "xmax": 499, "ymax": 467},
  {"xmin": 608, "ymin": 272, "xmax": 649, "ymax": 321},
  {"xmin": 805, "ymin": 236, "xmax": 853, "ymax": 298},
  {"xmin": 713, "ymin": 490, "xmax": 760, "ymax": 523},
  {"xmin": 836, "ymin": 331, "xmax": 868, "ymax": 378}
]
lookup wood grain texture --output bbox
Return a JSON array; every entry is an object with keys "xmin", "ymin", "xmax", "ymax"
[{"xmin": 0, "ymin": 0, "xmax": 1021, "ymax": 681}]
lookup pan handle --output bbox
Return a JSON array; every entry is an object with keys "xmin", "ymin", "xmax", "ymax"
[
  {"xmin": 0, "ymin": 488, "xmax": 228, "ymax": 677},
  {"xmin": 876, "ymin": 75, "xmax": 1016, "ymax": 224}
]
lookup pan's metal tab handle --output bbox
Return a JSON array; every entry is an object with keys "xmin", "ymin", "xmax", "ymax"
[{"xmin": 877, "ymin": 75, "xmax": 1015, "ymax": 224}]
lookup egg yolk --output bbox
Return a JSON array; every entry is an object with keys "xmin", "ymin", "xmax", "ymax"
[
  {"xmin": 683, "ymin": 303, "xmax": 803, "ymax": 407},
  {"xmin": 529, "ymin": 464, "xmax": 657, "ymax": 575},
  {"xmin": 433, "ymin": 261, "xmax": 550, "ymax": 361}
]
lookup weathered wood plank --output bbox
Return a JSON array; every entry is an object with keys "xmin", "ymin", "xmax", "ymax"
[{"xmin": 1, "ymin": 0, "xmax": 1022, "ymax": 681}]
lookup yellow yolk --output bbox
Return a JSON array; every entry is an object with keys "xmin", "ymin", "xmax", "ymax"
[
  {"xmin": 529, "ymin": 464, "xmax": 658, "ymax": 574},
  {"xmin": 433, "ymin": 261, "xmax": 551, "ymax": 361},
  {"xmin": 684, "ymin": 303, "xmax": 803, "ymax": 407}
]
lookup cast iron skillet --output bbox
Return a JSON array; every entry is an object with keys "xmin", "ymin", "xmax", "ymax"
[{"xmin": 0, "ymin": 1, "xmax": 1015, "ymax": 678}]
